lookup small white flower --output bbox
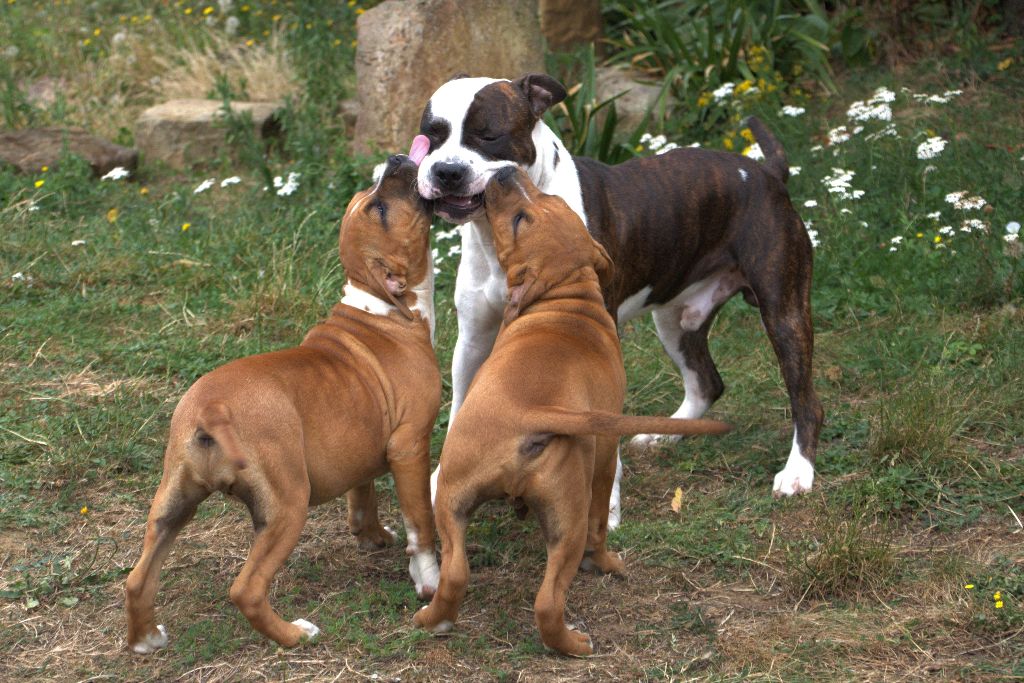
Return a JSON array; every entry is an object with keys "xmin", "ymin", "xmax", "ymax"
[
  {"xmin": 655, "ymin": 142, "xmax": 679, "ymax": 155},
  {"xmin": 687, "ymin": 141, "xmax": 702, "ymax": 148},
  {"xmin": 1006, "ymin": 221, "xmax": 1021, "ymax": 235},
  {"xmin": 938, "ymin": 226, "xmax": 955, "ymax": 236},
  {"xmin": 780, "ymin": 105, "xmax": 806, "ymax": 117},
  {"xmin": 804, "ymin": 200, "xmax": 818, "ymax": 208},
  {"xmin": 276, "ymin": 172, "xmax": 300, "ymax": 197},
  {"xmin": 273, "ymin": 175, "xmax": 283, "ymax": 188},
  {"xmin": 847, "ymin": 99, "xmax": 892, "ymax": 122},
  {"xmin": 962, "ymin": 218, "xmax": 987, "ymax": 233},
  {"xmin": 101, "ymin": 166, "xmax": 131, "ymax": 181},
  {"xmin": 889, "ymin": 246, "xmax": 898, "ymax": 252},
  {"xmin": 827, "ymin": 126, "xmax": 851, "ymax": 145},
  {"xmin": 916, "ymin": 136, "xmax": 947, "ymax": 160},
  {"xmin": 790, "ymin": 166, "xmax": 801, "ymax": 176},
  {"xmin": 28, "ymin": 201, "xmax": 39, "ymax": 212},
  {"xmin": 1006, "ymin": 233, "xmax": 1020, "ymax": 243},
  {"xmin": 890, "ymin": 236, "xmax": 904, "ymax": 245},
  {"xmin": 944, "ymin": 192, "xmax": 987, "ymax": 210},
  {"xmin": 225, "ymin": 16, "xmax": 240, "ymax": 36},
  {"xmin": 865, "ymin": 123, "xmax": 899, "ymax": 141},
  {"xmin": 743, "ymin": 143, "xmax": 764, "ymax": 161},
  {"xmin": 112, "ymin": 31, "xmax": 127, "ymax": 46},
  {"xmin": 447, "ymin": 244, "xmax": 462, "ymax": 257},
  {"xmin": 927, "ymin": 211, "xmax": 942, "ymax": 220},
  {"xmin": 810, "ymin": 144, "xmax": 823, "ymax": 153},
  {"xmin": 194, "ymin": 178, "xmax": 215, "ymax": 194},
  {"xmin": 12, "ymin": 272, "xmax": 25, "ymax": 281},
  {"xmin": 840, "ymin": 208, "xmax": 852, "ymax": 214},
  {"xmin": 72, "ymin": 239, "xmax": 86, "ymax": 246},
  {"xmin": 220, "ymin": 176, "xmax": 241, "ymax": 187},
  {"xmin": 712, "ymin": 82, "xmax": 735, "ymax": 101},
  {"xmin": 806, "ymin": 228, "xmax": 820, "ymax": 248}
]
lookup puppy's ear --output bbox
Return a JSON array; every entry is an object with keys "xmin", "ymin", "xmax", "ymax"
[
  {"xmin": 504, "ymin": 266, "xmax": 542, "ymax": 325},
  {"xmin": 513, "ymin": 73, "xmax": 567, "ymax": 118},
  {"xmin": 368, "ymin": 259, "xmax": 415, "ymax": 320},
  {"xmin": 591, "ymin": 241, "xmax": 614, "ymax": 290}
]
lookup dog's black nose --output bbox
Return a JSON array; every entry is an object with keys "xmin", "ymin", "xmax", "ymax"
[{"xmin": 433, "ymin": 162, "xmax": 467, "ymax": 191}]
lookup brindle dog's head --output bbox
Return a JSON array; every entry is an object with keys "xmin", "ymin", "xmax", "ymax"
[
  {"xmin": 340, "ymin": 155, "xmax": 434, "ymax": 319},
  {"xmin": 483, "ymin": 165, "xmax": 612, "ymax": 324}
]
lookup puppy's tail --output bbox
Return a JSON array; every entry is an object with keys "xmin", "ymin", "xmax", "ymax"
[
  {"xmin": 519, "ymin": 406, "xmax": 730, "ymax": 440},
  {"xmin": 745, "ymin": 116, "xmax": 789, "ymax": 184},
  {"xmin": 196, "ymin": 401, "xmax": 248, "ymax": 469}
]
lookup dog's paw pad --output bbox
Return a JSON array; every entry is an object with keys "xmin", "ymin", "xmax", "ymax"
[
  {"xmin": 131, "ymin": 624, "xmax": 168, "ymax": 654},
  {"xmin": 291, "ymin": 619, "xmax": 320, "ymax": 641}
]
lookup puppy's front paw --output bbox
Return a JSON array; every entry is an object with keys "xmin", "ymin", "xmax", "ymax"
[
  {"xmin": 580, "ymin": 550, "xmax": 626, "ymax": 576},
  {"xmin": 772, "ymin": 457, "xmax": 815, "ymax": 497},
  {"xmin": 131, "ymin": 624, "xmax": 168, "ymax": 654},
  {"xmin": 413, "ymin": 604, "xmax": 453, "ymax": 634},
  {"xmin": 291, "ymin": 618, "xmax": 320, "ymax": 642}
]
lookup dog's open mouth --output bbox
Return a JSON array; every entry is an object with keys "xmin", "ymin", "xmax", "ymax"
[{"xmin": 436, "ymin": 193, "xmax": 483, "ymax": 221}]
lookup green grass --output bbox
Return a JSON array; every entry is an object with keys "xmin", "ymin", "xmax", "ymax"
[{"xmin": 2, "ymin": 1, "xmax": 1023, "ymax": 680}]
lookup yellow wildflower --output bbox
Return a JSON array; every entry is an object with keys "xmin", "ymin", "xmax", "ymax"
[
  {"xmin": 241, "ymin": 4, "xmax": 250, "ymax": 11},
  {"xmin": 723, "ymin": 137, "xmax": 734, "ymax": 150},
  {"xmin": 351, "ymin": 39, "xmax": 358, "ymax": 48},
  {"xmin": 203, "ymin": 6, "xmax": 213, "ymax": 15},
  {"xmin": 964, "ymin": 584, "xmax": 974, "ymax": 589},
  {"xmin": 994, "ymin": 591, "xmax": 1001, "ymax": 600},
  {"xmin": 181, "ymin": 222, "xmax": 191, "ymax": 231},
  {"xmin": 735, "ymin": 80, "xmax": 753, "ymax": 95},
  {"xmin": 139, "ymin": 186, "xmax": 149, "ymax": 196},
  {"xmin": 333, "ymin": 38, "xmax": 341, "ymax": 47},
  {"xmin": 184, "ymin": 7, "xmax": 192, "ymax": 15},
  {"xmin": 997, "ymin": 57, "xmax": 1013, "ymax": 71},
  {"xmin": 34, "ymin": 179, "xmax": 45, "ymax": 188},
  {"xmin": 246, "ymin": 38, "xmax": 255, "ymax": 46},
  {"xmin": 83, "ymin": 38, "xmax": 91, "ymax": 46},
  {"xmin": 272, "ymin": 13, "xmax": 281, "ymax": 21},
  {"xmin": 696, "ymin": 93, "xmax": 710, "ymax": 107},
  {"xmin": 348, "ymin": 0, "xmax": 356, "ymax": 5},
  {"xmin": 916, "ymin": 232, "xmax": 924, "ymax": 238},
  {"xmin": 934, "ymin": 235, "xmax": 942, "ymax": 243},
  {"xmin": 80, "ymin": 505, "xmax": 88, "ymax": 515},
  {"xmin": 93, "ymin": 28, "xmax": 101, "ymax": 36},
  {"xmin": 356, "ymin": 7, "xmax": 365, "ymax": 14},
  {"xmin": 995, "ymin": 600, "xmax": 1004, "ymax": 608},
  {"xmin": 740, "ymin": 128, "xmax": 755, "ymax": 143},
  {"xmin": 106, "ymin": 207, "xmax": 119, "ymax": 223},
  {"xmin": 41, "ymin": 165, "xmax": 48, "ymax": 172}
]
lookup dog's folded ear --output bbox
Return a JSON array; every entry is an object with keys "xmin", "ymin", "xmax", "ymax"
[
  {"xmin": 513, "ymin": 73, "xmax": 567, "ymax": 118},
  {"xmin": 368, "ymin": 259, "xmax": 416, "ymax": 320},
  {"xmin": 504, "ymin": 266, "xmax": 543, "ymax": 325}
]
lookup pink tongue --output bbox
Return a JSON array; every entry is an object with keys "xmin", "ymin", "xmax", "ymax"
[
  {"xmin": 445, "ymin": 195, "xmax": 475, "ymax": 207},
  {"xmin": 408, "ymin": 135, "xmax": 430, "ymax": 166}
]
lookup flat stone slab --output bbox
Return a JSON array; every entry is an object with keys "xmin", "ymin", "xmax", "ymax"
[
  {"xmin": 134, "ymin": 99, "xmax": 282, "ymax": 169},
  {"xmin": 0, "ymin": 127, "xmax": 138, "ymax": 177}
]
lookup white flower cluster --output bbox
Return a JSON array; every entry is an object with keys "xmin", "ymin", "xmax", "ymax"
[
  {"xmin": 827, "ymin": 126, "xmax": 852, "ymax": 145},
  {"xmin": 742, "ymin": 142, "xmax": 764, "ymax": 161},
  {"xmin": 822, "ymin": 167, "xmax": 864, "ymax": 200},
  {"xmin": 916, "ymin": 136, "xmax": 947, "ymax": 160},
  {"xmin": 712, "ymin": 82, "xmax": 735, "ymax": 101},
  {"xmin": 780, "ymin": 105, "xmax": 806, "ymax": 117},
  {"xmin": 945, "ymin": 191, "xmax": 987, "ymax": 210},
  {"xmin": 847, "ymin": 87, "xmax": 895, "ymax": 122},
  {"xmin": 273, "ymin": 172, "xmax": 301, "ymax": 197},
  {"xmin": 961, "ymin": 218, "xmax": 987, "ymax": 233},
  {"xmin": 193, "ymin": 178, "xmax": 216, "ymax": 194},
  {"xmin": 640, "ymin": 133, "xmax": 679, "ymax": 155},
  {"xmin": 805, "ymin": 221, "xmax": 820, "ymax": 248},
  {"xmin": 1006, "ymin": 221, "xmax": 1021, "ymax": 243},
  {"xmin": 889, "ymin": 235, "xmax": 903, "ymax": 252},
  {"xmin": 908, "ymin": 89, "xmax": 963, "ymax": 104},
  {"xmin": 101, "ymin": 166, "xmax": 131, "ymax": 181}
]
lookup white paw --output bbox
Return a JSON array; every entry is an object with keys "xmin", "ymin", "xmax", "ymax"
[
  {"xmin": 291, "ymin": 618, "xmax": 320, "ymax": 640},
  {"xmin": 772, "ymin": 456, "xmax": 815, "ymax": 497},
  {"xmin": 410, "ymin": 550, "xmax": 440, "ymax": 598},
  {"xmin": 131, "ymin": 624, "xmax": 168, "ymax": 654},
  {"xmin": 629, "ymin": 433, "xmax": 681, "ymax": 449},
  {"xmin": 431, "ymin": 619, "xmax": 453, "ymax": 634}
]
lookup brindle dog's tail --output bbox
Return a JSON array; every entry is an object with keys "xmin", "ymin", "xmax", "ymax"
[
  {"xmin": 518, "ymin": 406, "xmax": 729, "ymax": 451},
  {"xmin": 745, "ymin": 116, "xmax": 789, "ymax": 184},
  {"xmin": 195, "ymin": 401, "xmax": 248, "ymax": 469}
]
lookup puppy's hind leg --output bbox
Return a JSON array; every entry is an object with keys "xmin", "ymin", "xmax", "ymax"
[
  {"xmin": 125, "ymin": 463, "xmax": 209, "ymax": 653},
  {"xmin": 347, "ymin": 483, "xmax": 397, "ymax": 550},
  {"xmin": 228, "ymin": 482, "xmax": 313, "ymax": 647},
  {"xmin": 413, "ymin": 489, "xmax": 469, "ymax": 634}
]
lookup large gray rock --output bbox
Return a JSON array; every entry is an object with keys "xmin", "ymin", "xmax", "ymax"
[
  {"xmin": 134, "ymin": 99, "xmax": 282, "ymax": 169},
  {"xmin": 539, "ymin": 0, "xmax": 602, "ymax": 52},
  {"xmin": 0, "ymin": 128, "xmax": 138, "ymax": 177},
  {"xmin": 594, "ymin": 66, "xmax": 669, "ymax": 135},
  {"xmin": 353, "ymin": 0, "xmax": 545, "ymax": 157}
]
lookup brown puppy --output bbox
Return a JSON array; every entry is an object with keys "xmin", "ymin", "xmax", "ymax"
[
  {"xmin": 125, "ymin": 155, "xmax": 440, "ymax": 653},
  {"xmin": 414, "ymin": 166, "xmax": 729, "ymax": 656}
]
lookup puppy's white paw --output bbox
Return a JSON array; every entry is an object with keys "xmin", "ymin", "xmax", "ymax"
[
  {"xmin": 291, "ymin": 618, "xmax": 320, "ymax": 641},
  {"xmin": 131, "ymin": 624, "xmax": 168, "ymax": 654},
  {"xmin": 629, "ymin": 433, "xmax": 681, "ymax": 449},
  {"xmin": 772, "ymin": 456, "xmax": 815, "ymax": 497},
  {"xmin": 410, "ymin": 550, "xmax": 440, "ymax": 599}
]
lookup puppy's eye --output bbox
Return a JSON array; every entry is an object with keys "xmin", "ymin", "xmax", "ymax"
[
  {"xmin": 376, "ymin": 201, "xmax": 387, "ymax": 221},
  {"xmin": 481, "ymin": 133, "xmax": 505, "ymax": 143}
]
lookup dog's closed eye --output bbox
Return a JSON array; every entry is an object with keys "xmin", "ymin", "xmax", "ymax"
[{"xmin": 512, "ymin": 211, "xmax": 527, "ymax": 237}]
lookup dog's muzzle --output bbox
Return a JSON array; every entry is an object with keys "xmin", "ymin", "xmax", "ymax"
[{"xmin": 426, "ymin": 161, "xmax": 484, "ymax": 222}]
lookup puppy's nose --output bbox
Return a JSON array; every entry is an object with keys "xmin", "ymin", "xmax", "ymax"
[
  {"xmin": 432, "ymin": 162, "xmax": 468, "ymax": 191},
  {"xmin": 494, "ymin": 165, "xmax": 517, "ymax": 184}
]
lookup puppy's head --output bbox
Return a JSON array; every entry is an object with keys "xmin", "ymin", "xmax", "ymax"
[
  {"xmin": 484, "ymin": 165, "xmax": 612, "ymax": 324},
  {"xmin": 340, "ymin": 155, "xmax": 433, "ymax": 319},
  {"xmin": 417, "ymin": 73, "xmax": 567, "ymax": 225}
]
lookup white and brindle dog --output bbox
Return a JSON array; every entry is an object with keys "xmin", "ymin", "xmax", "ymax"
[{"xmin": 416, "ymin": 74, "xmax": 823, "ymax": 525}]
